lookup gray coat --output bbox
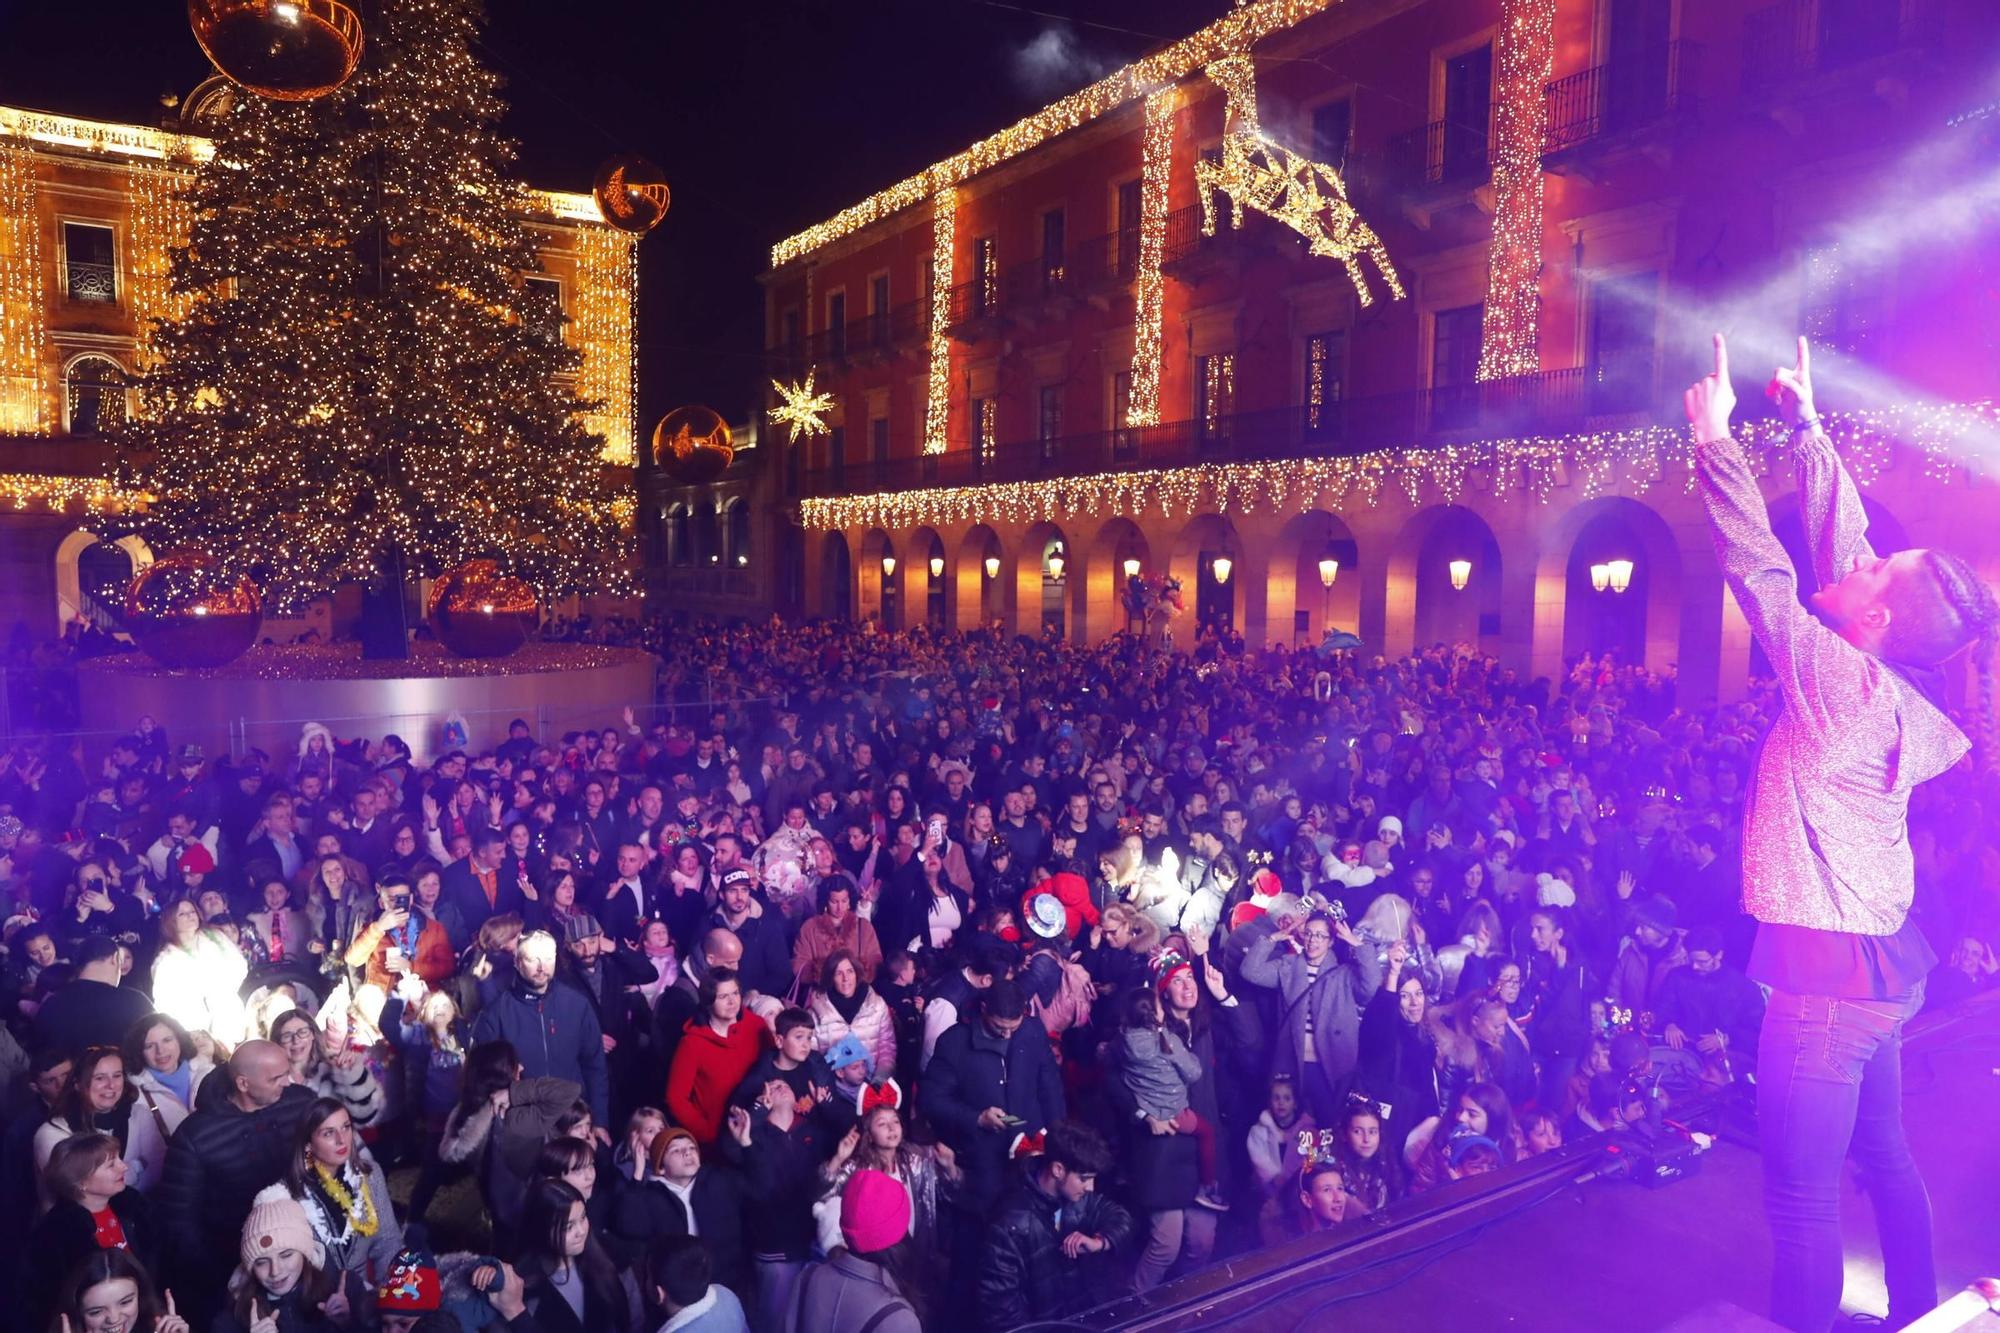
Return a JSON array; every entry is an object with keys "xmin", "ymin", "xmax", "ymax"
[
  {"xmin": 782, "ymin": 1251, "xmax": 920, "ymax": 1333},
  {"xmin": 1240, "ymin": 930, "xmax": 1385, "ymax": 1085}
]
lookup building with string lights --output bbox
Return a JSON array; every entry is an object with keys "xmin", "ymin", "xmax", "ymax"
[
  {"xmin": 0, "ymin": 84, "xmax": 639, "ymax": 641},
  {"xmin": 760, "ymin": 0, "xmax": 1999, "ymax": 705}
]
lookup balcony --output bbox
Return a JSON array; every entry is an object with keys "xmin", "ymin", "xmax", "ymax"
[
  {"xmin": 64, "ymin": 261, "xmax": 118, "ymax": 304},
  {"xmin": 1387, "ymin": 108, "xmax": 1498, "ymax": 192},
  {"xmin": 1161, "ymin": 203, "xmax": 1267, "ymax": 277},
  {"xmin": 768, "ymin": 301, "xmax": 924, "ymax": 373},
  {"xmin": 795, "ymin": 366, "xmax": 1673, "ymax": 498},
  {"xmin": 1743, "ymin": 0, "xmax": 1940, "ymax": 94},
  {"xmin": 1542, "ymin": 43, "xmax": 1701, "ymax": 167}
]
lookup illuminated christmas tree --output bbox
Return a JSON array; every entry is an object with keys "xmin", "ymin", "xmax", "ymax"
[{"xmin": 118, "ymin": 0, "xmax": 621, "ymax": 640}]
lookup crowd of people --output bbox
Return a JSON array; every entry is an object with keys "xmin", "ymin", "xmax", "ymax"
[{"xmin": 2, "ymin": 614, "xmax": 1996, "ymax": 1333}]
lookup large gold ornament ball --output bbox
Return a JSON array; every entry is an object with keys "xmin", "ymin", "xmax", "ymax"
[
  {"xmin": 426, "ymin": 558, "xmax": 540, "ymax": 659},
  {"xmin": 124, "ymin": 550, "xmax": 263, "ymax": 669},
  {"xmin": 593, "ymin": 155, "xmax": 671, "ymax": 235},
  {"xmin": 653, "ymin": 405, "xmax": 734, "ymax": 484},
  {"xmin": 188, "ymin": 0, "xmax": 364, "ymax": 102}
]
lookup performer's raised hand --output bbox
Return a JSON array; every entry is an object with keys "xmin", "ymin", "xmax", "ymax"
[
  {"xmin": 1685, "ymin": 333, "xmax": 1736, "ymax": 445},
  {"xmin": 1767, "ymin": 336, "xmax": 1817, "ymax": 429}
]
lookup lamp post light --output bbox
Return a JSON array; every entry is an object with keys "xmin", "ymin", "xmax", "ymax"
[
  {"xmin": 928, "ymin": 555, "xmax": 944, "ymax": 579},
  {"xmin": 1211, "ymin": 555, "xmax": 1233, "ymax": 584},
  {"xmin": 1590, "ymin": 563, "xmax": 1610, "ymax": 593},
  {"xmin": 983, "ymin": 554, "xmax": 1000, "ymax": 579},
  {"xmin": 880, "ymin": 555, "xmax": 896, "ymax": 579},
  {"xmin": 1122, "ymin": 556, "xmax": 1142, "ymax": 579},
  {"xmin": 1606, "ymin": 558, "xmax": 1634, "ymax": 594},
  {"xmin": 1047, "ymin": 551, "xmax": 1065, "ymax": 581},
  {"xmin": 1448, "ymin": 558, "xmax": 1472, "ymax": 592},
  {"xmin": 1317, "ymin": 556, "xmax": 1338, "ymax": 634}
]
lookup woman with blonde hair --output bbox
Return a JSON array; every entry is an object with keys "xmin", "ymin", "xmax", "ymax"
[{"xmin": 1081, "ymin": 902, "xmax": 1161, "ymax": 1001}]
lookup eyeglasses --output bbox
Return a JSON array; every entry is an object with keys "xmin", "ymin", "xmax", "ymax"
[{"xmin": 1300, "ymin": 931, "xmax": 1333, "ymax": 943}]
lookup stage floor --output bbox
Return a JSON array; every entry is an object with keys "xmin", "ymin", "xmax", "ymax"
[{"xmin": 1097, "ymin": 993, "xmax": 2000, "ymax": 1332}]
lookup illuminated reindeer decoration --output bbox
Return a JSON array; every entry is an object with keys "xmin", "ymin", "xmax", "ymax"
[{"xmin": 1193, "ymin": 54, "xmax": 1405, "ymax": 307}]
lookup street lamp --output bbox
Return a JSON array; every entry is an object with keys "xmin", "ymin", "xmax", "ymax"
[
  {"xmin": 880, "ymin": 555, "xmax": 896, "ymax": 578},
  {"xmin": 1047, "ymin": 551, "xmax": 1065, "ymax": 580},
  {"xmin": 983, "ymin": 554, "xmax": 1000, "ymax": 579},
  {"xmin": 1606, "ymin": 558, "xmax": 1634, "ymax": 594},
  {"xmin": 1211, "ymin": 555, "xmax": 1233, "ymax": 584},
  {"xmin": 1590, "ymin": 563, "xmax": 1611, "ymax": 593},
  {"xmin": 1122, "ymin": 557, "xmax": 1142, "ymax": 579},
  {"xmin": 1317, "ymin": 557, "xmax": 1339, "ymax": 589},
  {"xmin": 928, "ymin": 555, "xmax": 944, "ymax": 578},
  {"xmin": 1448, "ymin": 559, "xmax": 1472, "ymax": 591}
]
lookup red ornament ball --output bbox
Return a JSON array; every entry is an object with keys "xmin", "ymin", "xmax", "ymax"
[
  {"xmin": 592, "ymin": 155, "xmax": 671, "ymax": 235},
  {"xmin": 652, "ymin": 405, "xmax": 734, "ymax": 484},
  {"xmin": 124, "ymin": 550, "xmax": 263, "ymax": 669},
  {"xmin": 426, "ymin": 558, "xmax": 539, "ymax": 659},
  {"xmin": 188, "ymin": 0, "xmax": 364, "ymax": 102}
]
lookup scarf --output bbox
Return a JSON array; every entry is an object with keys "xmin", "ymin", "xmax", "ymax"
[{"xmin": 827, "ymin": 982, "xmax": 868, "ymax": 1026}]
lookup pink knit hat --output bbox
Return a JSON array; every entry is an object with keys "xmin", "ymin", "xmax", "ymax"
[
  {"xmin": 839, "ymin": 1169, "xmax": 911, "ymax": 1255},
  {"xmin": 241, "ymin": 1183, "xmax": 326, "ymax": 1271}
]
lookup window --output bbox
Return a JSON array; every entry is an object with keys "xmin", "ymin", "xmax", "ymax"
[
  {"xmin": 870, "ymin": 415, "xmax": 890, "ymax": 484},
  {"xmin": 1041, "ymin": 209, "xmax": 1066, "ymax": 289},
  {"xmin": 1441, "ymin": 44, "xmax": 1493, "ymax": 183},
  {"xmin": 1197, "ymin": 353, "xmax": 1236, "ymax": 445},
  {"xmin": 973, "ymin": 237, "xmax": 998, "ymax": 314},
  {"xmin": 1431, "ymin": 303, "xmax": 1485, "ymax": 428},
  {"xmin": 1587, "ymin": 273, "xmax": 1658, "ymax": 413},
  {"xmin": 973, "ymin": 397, "xmax": 997, "ymax": 466},
  {"xmin": 1116, "ymin": 179, "xmax": 1143, "ymax": 278},
  {"xmin": 828, "ymin": 424, "xmax": 847, "ymax": 483},
  {"xmin": 869, "ymin": 274, "xmax": 891, "ymax": 343},
  {"xmin": 63, "ymin": 222, "xmax": 117, "ymax": 304},
  {"xmin": 1038, "ymin": 386, "xmax": 1063, "ymax": 461},
  {"xmin": 727, "ymin": 501, "xmax": 751, "ymax": 568},
  {"xmin": 1311, "ymin": 99, "xmax": 1353, "ymax": 171},
  {"xmin": 669, "ymin": 507, "xmax": 693, "ymax": 566},
  {"xmin": 780, "ymin": 307, "xmax": 802, "ymax": 354},
  {"xmin": 827, "ymin": 291, "xmax": 847, "ymax": 359},
  {"xmin": 522, "ymin": 276, "xmax": 563, "ymax": 343},
  {"xmin": 64, "ymin": 356, "xmax": 127, "ymax": 436},
  {"xmin": 1305, "ymin": 330, "xmax": 1346, "ymax": 433}
]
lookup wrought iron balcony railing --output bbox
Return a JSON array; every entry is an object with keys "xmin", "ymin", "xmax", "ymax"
[
  {"xmin": 64, "ymin": 261, "xmax": 117, "ymax": 304},
  {"xmin": 1387, "ymin": 107, "xmax": 1498, "ymax": 189},
  {"xmin": 1543, "ymin": 42, "xmax": 1701, "ymax": 155}
]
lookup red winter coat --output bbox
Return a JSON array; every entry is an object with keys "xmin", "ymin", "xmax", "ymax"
[{"xmin": 667, "ymin": 1012, "xmax": 772, "ymax": 1143}]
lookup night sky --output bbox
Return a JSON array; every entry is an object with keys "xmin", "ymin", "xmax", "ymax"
[{"xmin": 0, "ymin": 0, "xmax": 1228, "ymax": 430}]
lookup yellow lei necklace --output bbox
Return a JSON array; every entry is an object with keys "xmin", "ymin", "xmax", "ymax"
[{"xmin": 314, "ymin": 1162, "xmax": 380, "ymax": 1238}]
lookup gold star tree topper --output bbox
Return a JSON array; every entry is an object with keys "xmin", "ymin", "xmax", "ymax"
[{"xmin": 768, "ymin": 369, "xmax": 836, "ymax": 444}]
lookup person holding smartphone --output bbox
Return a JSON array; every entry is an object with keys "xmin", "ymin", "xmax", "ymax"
[{"xmin": 345, "ymin": 871, "xmax": 454, "ymax": 992}]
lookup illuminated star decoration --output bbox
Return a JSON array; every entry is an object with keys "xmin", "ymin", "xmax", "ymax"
[{"xmin": 768, "ymin": 368, "xmax": 836, "ymax": 444}]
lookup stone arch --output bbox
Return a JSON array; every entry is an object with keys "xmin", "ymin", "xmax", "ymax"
[
  {"xmin": 858, "ymin": 528, "xmax": 900, "ymax": 628},
  {"xmin": 1017, "ymin": 520, "xmax": 1071, "ymax": 639},
  {"xmin": 954, "ymin": 525, "xmax": 1007, "ymax": 631},
  {"xmin": 1079, "ymin": 517, "xmax": 1153, "ymax": 642},
  {"xmin": 1266, "ymin": 510, "xmax": 1364, "ymax": 647},
  {"xmin": 820, "ymin": 529, "xmax": 853, "ymax": 621},
  {"xmin": 909, "ymin": 526, "xmax": 948, "ymax": 628},
  {"xmin": 1385, "ymin": 505, "xmax": 1503, "ymax": 658},
  {"xmin": 666, "ymin": 503, "xmax": 694, "ymax": 567},
  {"xmin": 1169, "ymin": 514, "xmax": 1243, "ymax": 636},
  {"xmin": 55, "ymin": 529, "xmax": 152, "ymax": 631},
  {"xmin": 1532, "ymin": 495, "xmax": 1685, "ymax": 676},
  {"xmin": 61, "ymin": 352, "xmax": 129, "ymax": 437}
]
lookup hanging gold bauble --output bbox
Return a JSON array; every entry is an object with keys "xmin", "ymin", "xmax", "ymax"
[
  {"xmin": 124, "ymin": 550, "xmax": 263, "ymax": 669},
  {"xmin": 592, "ymin": 155, "xmax": 672, "ymax": 235},
  {"xmin": 187, "ymin": 0, "xmax": 364, "ymax": 102},
  {"xmin": 426, "ymin": 558, "xmax": 540, "ymax": 659},
  {"xmin": 653, "ymin": 405, "xmax": 734, "ymax": 484}
]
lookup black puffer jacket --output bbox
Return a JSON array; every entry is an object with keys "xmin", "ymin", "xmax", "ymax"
[
  {"xmin": 976, "ymin": 1172, "xmax": 1135, "ymax": 1332},
  {"xmin": 158, "ymin": 1073, "xmax": 316, "ymax": 1299}
]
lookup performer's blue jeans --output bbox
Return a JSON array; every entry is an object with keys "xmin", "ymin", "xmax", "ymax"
[{"xmin": 1757, "ymin": 983, "xmax": 1934, "ymax": 1332}]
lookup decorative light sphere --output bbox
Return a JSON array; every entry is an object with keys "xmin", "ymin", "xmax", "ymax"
[
  {"xmin": 652, "ymin": 406, "xmax": 734, "ymax": 484},
  {"xmin": 188, "ymin": 0, "xmax": 365, "ymax": 102},
  {"xmin": 426, "ymin": 558, "xmax": 539, "ymax": 659},
  {"xmin": 125, "ymin": 550, "xmax": 263, "ymax": 669},
  {"xmin": 592, "ymin": 155, "xmax": 671, "ymax": 235}
]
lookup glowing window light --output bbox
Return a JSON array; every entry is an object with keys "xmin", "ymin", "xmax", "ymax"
[{"xmin": 1449, "ymin": 559, "xmax": 1472, "ymax": 591}]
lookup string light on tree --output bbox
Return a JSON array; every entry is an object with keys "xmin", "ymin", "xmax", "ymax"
[{"xmin": 768, "ymin": 367, "xmax": 836, "ymax": 444}]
